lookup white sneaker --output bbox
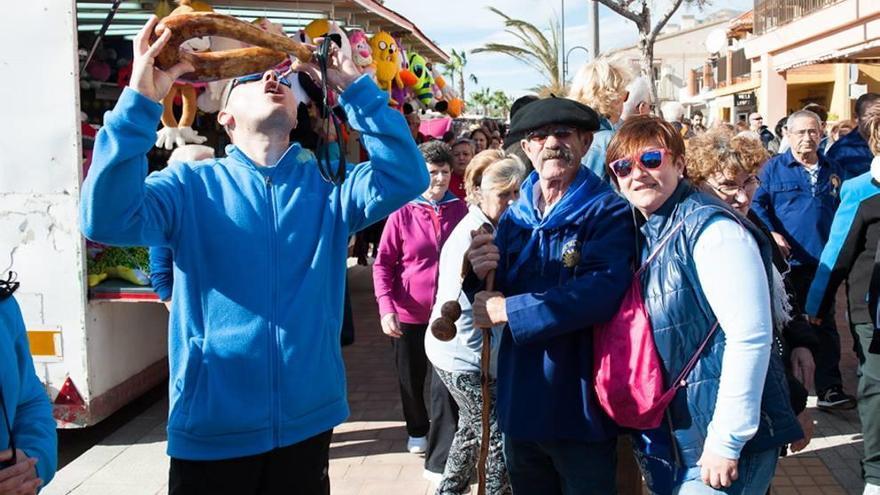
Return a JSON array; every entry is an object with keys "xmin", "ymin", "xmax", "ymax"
[
  {"xmin": 423, "ymin": 469, "xmax": 443, "ymax": 485},
  {"xmin": 407, "ymin": 435, "xmax": 427, "ymax": 454},
  {"xmin": 864, "ymin": 483, "xmax": 880, "ymax": 495}
]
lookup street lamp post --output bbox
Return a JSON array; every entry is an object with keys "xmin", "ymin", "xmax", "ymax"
[
  {"xmin": 564, "ymin": 46, "xmax": 590, "ymax": 80},
  {"xmin": 561, "ymin": 0, "xmax": 565, "ymax": 85}
]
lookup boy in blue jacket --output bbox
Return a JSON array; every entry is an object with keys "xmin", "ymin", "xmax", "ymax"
[
  {"xmin": 79, "ymin": 18, "xmax": 428, "ymax": 494},
  {"xmin": 0, "ymin": 275, "xmax": 57, "ymax": 494},
  {"xmin": 468, "ymin": 97, "xmax": 634, "ymax": 493}
]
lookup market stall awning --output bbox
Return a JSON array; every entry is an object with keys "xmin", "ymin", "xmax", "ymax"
[
  {"xmin": 775, "ymin": 38, "xmax": 880, "ymax": 72},
  {"xmin": 76, "ymin": 0, "xmax": 449, "ymax": 63}
]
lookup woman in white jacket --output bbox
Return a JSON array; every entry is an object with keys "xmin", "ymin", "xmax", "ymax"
[{"xmin": 426, "ymin": 150, "xmax": 525, "ymax": 495}]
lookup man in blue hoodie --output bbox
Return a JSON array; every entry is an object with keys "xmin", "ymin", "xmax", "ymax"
[
  {"xmin": 827, "ymin": 92, "xmax": 880, "ymax": 180},
  {"xmin": 80, "ymin": 18, "xmax": 428, "ymax": 494},
  {"xmin": 0, "ymin": 275, "xmax": 56, "ymax": 494},
  {"xmin": 468, "ymin": 97, "xmax": 634, "ymax": 493}
]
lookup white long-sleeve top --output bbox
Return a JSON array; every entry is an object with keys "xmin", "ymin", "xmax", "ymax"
[{"xmin": 692, "ymin": 216, "xmax": 773, "ymax": 460}]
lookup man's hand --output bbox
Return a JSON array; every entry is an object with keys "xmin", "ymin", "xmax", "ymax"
[
  {"xmin": 473, "ymin": 291, "xmax": 507, "ymax": 328},
  {"xmin": 770, "ymin": 232, "xmax": 791, "ymax": 258},
  {"xmin": 790, "ymin": 346, "xmax": 816, "ymax": 393},
  {"xmin": 0, "ymin": 449, "xmax": 41, "ymax": 495},
  {"xmin": 290, "ymin": 37, "xmax": 360, "ymax": 94},
  {"xmin": 697, "ymin": 450, "xmax": 738, "ymax": 489},
  {"xmin": 130, "ymin": 17, "xmax": 195, "ymax": 103},
  {"xmin": 380, "ymin": 313, "xmax": 402, "ymax": 338},
  {"xmin": 790, "ymin": 410, "xmax": 814, "ymax": 453},
  {"xmin": 466, "ymin": 233, "xmax": 499, "ymax": 281}
]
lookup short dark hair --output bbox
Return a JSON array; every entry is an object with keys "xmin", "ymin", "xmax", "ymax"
[
  {"xmin": 856, "ymin": 93, "xmax": 880, "ymax": 120},
  {"xmin": 419, "ymin": 140, "xmax": 453, "ymax": 167},
  {"xmin": 802, "ymin": 103, "xmax": 828, "ymax": 123},
  {"xmin": 692, "ymin": 110, "xmax": 703, "ymax": 118}
]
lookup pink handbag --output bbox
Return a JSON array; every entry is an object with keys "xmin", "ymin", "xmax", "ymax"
[{"xmin": 593, "ymin": 216, "xmax": 720, "ymax": 430}]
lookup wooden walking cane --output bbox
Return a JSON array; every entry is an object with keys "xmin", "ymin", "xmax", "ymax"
[
  {"xmin": 429, "ymin": 224, "xmax": 495, "ymax": 495},
  {"xmin": 476, "ymin": 269, "xmax": 495, "ymax": 495}
]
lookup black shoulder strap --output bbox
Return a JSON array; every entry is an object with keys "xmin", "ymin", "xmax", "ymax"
[{"xmin": 0, "ymin": 272, "xmax": 19, "ymax": 302}]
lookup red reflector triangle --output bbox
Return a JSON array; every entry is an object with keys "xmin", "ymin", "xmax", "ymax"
[{"xmin": 54, "ymin": 377, "xmax": 85, "ymax": 406}]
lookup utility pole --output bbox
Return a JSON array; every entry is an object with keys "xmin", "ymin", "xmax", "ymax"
[{"xmin": 589, "ymin": 0, "xmax": 599, "ymax": 57}]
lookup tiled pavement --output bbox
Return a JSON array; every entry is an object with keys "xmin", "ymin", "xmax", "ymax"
[{"xmin": 45, "ymin": 266, "xmax": 866, "ymax": 494}]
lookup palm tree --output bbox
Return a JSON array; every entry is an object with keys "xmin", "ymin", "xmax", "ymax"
[
  {"xmin": 491, "ymin": 90, "xmax": 512, "ymax": 119},
  {"xmin": 472, "ymin": 7, "xmax": 564, "ymax": 96},
  {"xmin": 441, "ymin": 48, "xmax": 478, "ymax": 102},
  {"xmin": 469, "ymin": 87, "xmax": 493, "ymax": 116}
]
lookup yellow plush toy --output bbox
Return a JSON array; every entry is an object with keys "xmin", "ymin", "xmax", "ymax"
[{"xmin": 370, "ymin": 31, "xmax": 403, "ymax": 99}]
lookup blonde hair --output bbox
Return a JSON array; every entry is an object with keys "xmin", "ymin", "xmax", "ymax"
[
  {"xmin": 867, "ymin": 115, "xmax": 880, "ymax": 155},
  {"xmin": 568, "ymin": 56, "xmax": 633, "ymax": 120},
  {"xmin": 685, "ymin": 128, "xmax": 769, "ymax": 185},
  {"xmin": 464, "ymin": 150, "xmax": 525, "ymax": 206}
]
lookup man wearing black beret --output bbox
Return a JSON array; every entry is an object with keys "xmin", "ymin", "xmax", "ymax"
[{"xmin": 466, "ymin": 96, "xmax": 635, "ymax": 493}]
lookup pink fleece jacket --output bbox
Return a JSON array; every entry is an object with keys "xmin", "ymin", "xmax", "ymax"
[{"xmin": 373, "ymin": 192, "xmax": 468, "ymax": 324}]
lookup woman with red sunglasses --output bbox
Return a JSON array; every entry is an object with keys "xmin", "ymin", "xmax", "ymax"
[{"xmin": 606, "ymin": 116, "xmax": 803, "ymax": 494}]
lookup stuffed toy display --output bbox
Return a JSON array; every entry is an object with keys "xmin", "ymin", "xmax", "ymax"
[
  {"xmin": 348, "ymin": 29, "xmax": 376, "ymax": 82},
  {"xmin": 370, "ymin": 31, "xmax": 403, "ymax": 102},
  {"xmin": 430, "ymin": 64, "xmax": 465, "ymax": 118},
  {"xmin": 155, "ymin": 0, "xmax": 214, "ymax": 150},
  {"xmin": 86, "ymin": 243, "xmax": 151, "ymax": 288},
  {"xmin": 406, "ymin": 52, "xmax": 437, "ymax": 110}
]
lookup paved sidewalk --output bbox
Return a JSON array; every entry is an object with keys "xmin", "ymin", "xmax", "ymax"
[{"xmin": 44, "ymin": 266, "xmax": 866, "ymax": 494}]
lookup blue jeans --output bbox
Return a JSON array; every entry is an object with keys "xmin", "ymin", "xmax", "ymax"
[
  {"xmin": 502, "ymin": 434, "xmax": 617, "ymax": 494},
  {"xmin": 674, "ymin": 448, "xmax": 780, "ymax": 494}
]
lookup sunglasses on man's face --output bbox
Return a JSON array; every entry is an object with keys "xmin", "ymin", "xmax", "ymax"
[
  {"xmin": 609, "ymin": 148, "xmax": 668, "ymax": 179},
  {"xmin": 526, "ymin": 126, "xmax": 575, "ymax": 143},
  {"xmin": 230, "ymin": 71, "xmax": 293, "ymax": 92}
]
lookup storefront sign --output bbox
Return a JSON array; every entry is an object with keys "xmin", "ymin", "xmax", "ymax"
[{"xmin": 734, "ymin": 91, "xmax": 756, "ymax": 107}]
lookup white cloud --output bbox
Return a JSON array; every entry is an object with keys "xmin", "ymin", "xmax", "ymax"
[{"xmin": 384, "ymin": 0, "xmax": 752, "ymax": 96}]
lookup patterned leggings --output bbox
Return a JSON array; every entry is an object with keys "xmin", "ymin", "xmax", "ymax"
[{"xmin": 435, "ymin": 368, "xmax": 511, "ymax": 495}]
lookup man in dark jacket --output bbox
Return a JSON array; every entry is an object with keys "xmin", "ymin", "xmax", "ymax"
[
  {"xmin": 752, "ymin": 109, "xmax": 855, "ymax": 410},
  {"xmin": 827, "ymin": 92, "xmax": 880, "ymax": 180},
  {"xmin": 467, "ymin": 97, "xmax": 634, "ymax": 493}
]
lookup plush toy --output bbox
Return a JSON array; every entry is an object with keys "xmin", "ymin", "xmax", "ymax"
[
  {"xmin": 370, "ymin": 31, "xmax": 403, "ymax": 99},
  {"xmin": 406, "ymin": 52, "xmax": 437, "ymax": 109},
  {"xmin": 155, "ymin": 0, "xmax": 212, "ymax": 150},
  {"xmin": 348, "ymin": 29, "xmax": 376, "ymax": 81},
  {"xmin": 86, "ymin": 243, "xmax": 151, "ymax": 287},
  {"xmin": 430, "ymin": 64, "xmax": 465, "ymax": 118}
]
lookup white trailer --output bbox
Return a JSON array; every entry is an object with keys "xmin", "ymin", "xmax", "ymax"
[{"xmin": 0, "ymin": 1, "xmax": 168, "ymax": 428}]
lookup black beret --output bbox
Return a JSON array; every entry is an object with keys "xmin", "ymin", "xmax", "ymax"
[{"xmin": 507, "ymin": 96, "xmax": 601, "ymax": 140}]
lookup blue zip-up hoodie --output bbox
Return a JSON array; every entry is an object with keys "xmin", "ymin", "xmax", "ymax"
[
  {"xmin": 581, "ymin": 116, "xmax": 616, "ymax": 182},
  {"xmin": 0, "ymin": 296, "xmax": 57, "ymax": 487},
  {"xmin": 491, "ymin": 166, "xmax": 634, "ymax": 441},
  {"xmin": 80, "ymin": 75, "xmax": 429, "ymax": 461}
]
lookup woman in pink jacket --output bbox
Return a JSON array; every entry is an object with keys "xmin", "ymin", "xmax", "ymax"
[{"xmin": 373, "ymin": 141, "xmax": 469, "ymax": 458}]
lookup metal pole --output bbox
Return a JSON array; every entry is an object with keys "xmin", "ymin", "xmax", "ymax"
[
  {"xmin": 81, "ymin": 0, "xmax": 123, "ymax": 74},
  {"xmin": 561, "ymin": 0, "xmax": 566, "ymax": 82},
  {"xmin": 590, "ymin": 0, "xmax": 600, "ymax": 57}
]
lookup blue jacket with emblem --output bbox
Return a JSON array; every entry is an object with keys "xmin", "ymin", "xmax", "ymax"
[
  {"xmin": 489, "ymin": 166, "xmax": 634, "ymax": 442},
  {"xmin": 80, "ymin": 76, "xmax": 429, "ymax": 461},
  {"xmin": 751, "ymin": 149, "xmax": 842, "ymax": 267},
  {"xmin": 634, "ymin": 182, "xmax": 802, "ymax": 491}
]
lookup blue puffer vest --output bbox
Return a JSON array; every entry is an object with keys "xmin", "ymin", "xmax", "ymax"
[{"xmin": 634, "ymin": 181, "xmax": 803, "ymax": 489}]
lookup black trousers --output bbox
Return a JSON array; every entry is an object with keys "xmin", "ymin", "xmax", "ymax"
[
  {"xmin": 426, "ymin": 367, "xmax": 459, "ymax": 474},
  {"xmin": 789, "ymin": 265, "xmax": 843, "ymax": 394},
  {"xmin": 168, "ymin": 430, "xmax": 332, "ymax": 495},
  {"xmin": 394, "ymin": 322, "xmax": 431, "ymax": 437}
]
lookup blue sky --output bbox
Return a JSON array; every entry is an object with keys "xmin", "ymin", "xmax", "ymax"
[{"xmin": 384, "ymin": 0, "xmax": 753, "ymax": 97}]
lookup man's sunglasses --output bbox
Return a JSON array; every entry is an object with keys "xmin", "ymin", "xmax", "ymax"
[
  {"xmin": 230, "ymin": 71, "xmax": 293, "ymax": 91},
  {"xmin": 609, "ymin": 148, "xmax": 669, "ymax": 178},
  {"xmin": 526, "ymin": 126, "xmax": 575, "ymax": 143}
]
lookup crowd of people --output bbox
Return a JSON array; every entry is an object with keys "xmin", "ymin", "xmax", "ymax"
[{"xmin": 2, "ymin": 15, "xmax": 880, "ymax": 495}]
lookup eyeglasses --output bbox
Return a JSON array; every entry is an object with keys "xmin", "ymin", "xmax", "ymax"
[
  {"xmin": 230, "ymin": 71, "xmax": 293, "ymax": 92},
  {"xmin": 707, "ymin": 175, "xmax": 760, "ymax": 197},
  {"xmin": 526, "ymin": 126, "xmax": 575, "ymax": 143},
  {"xmin": 750, "ymin": 116, "xmax": 763, "ymax": 122},
  {"xmin": 609, "ymin": 148, "xmax": 669, "ymax": 178}
]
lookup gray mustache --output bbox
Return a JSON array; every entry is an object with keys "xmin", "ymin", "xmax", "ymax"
[{"xmin": 541, "ymin": 148, "xmax": 573, "ymax": 162}]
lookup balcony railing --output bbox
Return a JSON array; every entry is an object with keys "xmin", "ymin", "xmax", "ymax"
[{"xmin": 754, "ymin": 0, "xmax": 843, "ymax": 35}]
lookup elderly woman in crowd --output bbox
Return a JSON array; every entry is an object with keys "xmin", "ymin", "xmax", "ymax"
[
  {"xmin": 607, "ymin": 116, "xmax": 802, "ymax": 494},
  {"xmin": 426, "ymin": 150, "xmax": 525, "ymax": 495},
  {"xmin": 568, "ymin": 56, "xmax": 633, "ymax": 181},
  {"xmin": 373, "ymin": 141, "xmax": 469, "ymax": 456},
  {"xmin": 686, "ymin": 128, "xmax": 817, "ymax": 456}
]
